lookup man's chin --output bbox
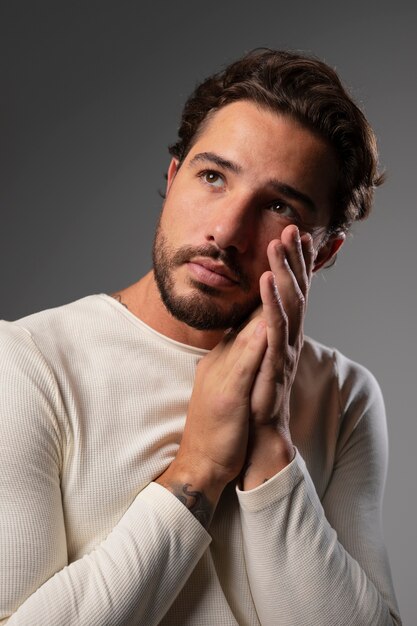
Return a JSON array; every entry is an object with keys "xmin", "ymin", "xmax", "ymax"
[{"xmin": 160, "ymin": 288, "xmax": 261, "ymax": 332}]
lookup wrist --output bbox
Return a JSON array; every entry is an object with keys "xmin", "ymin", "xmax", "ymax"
[
  {"xmin": 241, "ymin": 425, "xmax": 294, "ymax": 491},
  {"xmin": 155, "ymin": 454, "xmax": 228, "ymax": 528}
]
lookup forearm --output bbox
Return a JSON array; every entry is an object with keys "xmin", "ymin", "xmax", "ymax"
[
  {"xmin": 5, "ymin": 483, "xmax": 210, "ymax": 626},
  {"xmin": 237, "ymin": 451, "xmax": 401, "ymax": 626}
]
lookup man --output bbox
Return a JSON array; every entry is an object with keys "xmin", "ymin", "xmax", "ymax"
[{"xmin": 0, "ymin": 50, "xmax": 401, "ymax": 624}]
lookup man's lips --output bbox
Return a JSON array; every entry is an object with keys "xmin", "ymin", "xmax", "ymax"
[{"xmin": 187, "ymin": 258, "xmax": 240, "ymax": 288}]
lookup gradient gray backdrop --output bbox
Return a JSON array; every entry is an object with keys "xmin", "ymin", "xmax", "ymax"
[{"xmin": 1, "ymin": 1, "xmax": 416, "ymax": 623}]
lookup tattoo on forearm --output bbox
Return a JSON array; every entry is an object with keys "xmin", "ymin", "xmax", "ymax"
[
  {"xmin": 111, "ymin": 293, "xmax": 128, "ymax": 309},
  {"xmin": 173, "ymin": 483, "xmax": 213, "ymax": 529}
]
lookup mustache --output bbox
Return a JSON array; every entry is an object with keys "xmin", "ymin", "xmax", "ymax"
[{"xmin": 170, "ymin": 245, "xmax": 251, "ymax": 292}]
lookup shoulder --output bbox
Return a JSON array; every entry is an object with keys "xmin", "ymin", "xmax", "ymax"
[
  {"xmin": 0, "ymin": 295, "xmax": 107, "ymax": 391},
  {"xmin": 1, "ymin": 294, "xmax": 120, "ymax": 360},
  {"xmin": 10, "ymin": 294, "xmax": 112, "ymax": 337},
  {"xmin": 0, "ymin": 318, "xmax": 49, "ymax": 377},
  {"xmin": 301, "ymin": 336, "xmax": 382, "ymax": 401},
  {"xmin": 301, "ymin": 337, "xmax": 387, "ymax": 449},
  {"xmin": 0, "ymin": 317, "xmax": 65, "ymax": 451},
  {"xmin": 0, "ymin": 295, "xmax": 117, "ymax": 438},
  {"xmin": 299, "ymin": 336, "xmax": 385, "ymax": 431}
]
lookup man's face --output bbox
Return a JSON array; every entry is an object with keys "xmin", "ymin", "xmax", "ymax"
[{"xmin": 153, "ymin": 100, "xmax": 339, "ymax": 331}]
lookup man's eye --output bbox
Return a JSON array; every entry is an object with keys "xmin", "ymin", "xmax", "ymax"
[
  {"xmin": 269, "ymin": 201, "xmax": 296, "ymax": 219},
  {"xmin": 201, "ymin": 171, "xmax": 225, "ymax": 188}
]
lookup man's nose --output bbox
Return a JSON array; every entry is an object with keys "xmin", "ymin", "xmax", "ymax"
[{"xmin": 205, "ymin": 194, "xmax": 255, "ymax": 253}]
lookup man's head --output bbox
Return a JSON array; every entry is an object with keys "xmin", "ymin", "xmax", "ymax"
[
  {"xmin": 152, "ymin": 49, "xmax": 382, "ymax": 332},
  {"xmin": 169, "ymin": 48, "xmax": 383, "ymax": 236}
]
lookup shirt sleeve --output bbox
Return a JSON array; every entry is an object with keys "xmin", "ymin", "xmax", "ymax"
[
  {"xmin": 0, "ymin": 323, "xmax": 211, "ymax": 625},
  {"xmin": 236, "ymin": 356, "xmax": 402, "ymax": 626}
]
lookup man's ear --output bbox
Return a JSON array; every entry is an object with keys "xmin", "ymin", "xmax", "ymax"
[
  {"xmin": 166, "ymin": 158, "xmax": 180, "ymax": 194},
  {"xmin": 313, "ymin": 233, "xmax": 346, "ymax": 272}
]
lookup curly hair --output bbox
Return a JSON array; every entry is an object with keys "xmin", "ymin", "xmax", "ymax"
[{"xmin": 169, "ymin": 49, "xmax": 384, "ymax": 234}]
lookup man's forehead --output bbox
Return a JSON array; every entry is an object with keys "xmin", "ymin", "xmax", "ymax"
[
  {"xmin": 194, "ymin": 100, "xmax": 281, "ymax": 141},
  {"xmin": 187, "ymin": 101, "xmax": 333, "ymax": 167}
]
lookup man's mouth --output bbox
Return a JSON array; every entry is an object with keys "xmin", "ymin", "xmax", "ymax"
[{"xmin": 187, "ymin": 258, "xmax": 240, "ymax": 288}]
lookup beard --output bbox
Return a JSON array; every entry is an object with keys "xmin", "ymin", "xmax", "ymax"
[{"xmin": 152, "ymin": 223, "xmax": 261, "ymax": 331}]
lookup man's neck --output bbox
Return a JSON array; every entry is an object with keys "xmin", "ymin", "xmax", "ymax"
[{"xmin": 111, "ymin": 272, "xmax": 225, "ymax": 350}]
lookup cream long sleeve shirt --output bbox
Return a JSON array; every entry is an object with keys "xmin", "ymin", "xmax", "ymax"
[{"xmin": 0, "ymin": 295, "xmax": 401, "ymax": 625}]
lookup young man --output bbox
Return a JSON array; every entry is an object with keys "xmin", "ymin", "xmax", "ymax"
[{"xmin": 0, "ymin": 50, "xmax": 401, "ymax": 624}]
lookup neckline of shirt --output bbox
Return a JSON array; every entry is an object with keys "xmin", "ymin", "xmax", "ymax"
[{"xmin": 98, "ymin": 293, "xmax": 209, "ymax": 357}]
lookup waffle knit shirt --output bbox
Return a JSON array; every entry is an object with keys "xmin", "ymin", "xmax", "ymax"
[{"xmin": 0, "ymin": 295, "xmax": 401, "ymax": 625}]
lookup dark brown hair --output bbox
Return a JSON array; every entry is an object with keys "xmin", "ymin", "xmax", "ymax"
[{"xmin": 169, "ymin": 49, "xmax": 384, "ymax": 234}]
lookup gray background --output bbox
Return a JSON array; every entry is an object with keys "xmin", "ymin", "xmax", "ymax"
[{"xmin": 1, "ymin": 1, "xmax": 416, "ymax": 623}]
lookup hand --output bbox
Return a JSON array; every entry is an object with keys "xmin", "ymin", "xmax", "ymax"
[
  {"xmin": 251, "ymin": 225, "xmax": 314, "ymax": 426},
  {"xmin": 242, "ymin": 225, "xmax": 315, "ymax": 488},
  {"xmin": 156, "ymin": 312, "xmax": 268, "ymax": 524}
]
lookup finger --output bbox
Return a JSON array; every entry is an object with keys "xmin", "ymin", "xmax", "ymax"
[
  {"xmin": 300, "ymin": 232, "xmax": 315, "ymax": 280},
  {"xmin": 211, "ymin": 309, "xmax": 266, "ymax": 387},
  {"xmin": 225, "ymin": 319, "xmax": 268, "ymax": 396},
  {"xmin": 279, "ymin": 225, "xmax": 312, "ymax": 297},
  {"xmin": 266, "ymin": 240, "xmax": 305, "ymax": 342},
  {"xmin": 259, "ymin": 270, "xmax": 288, "ymax": 374},
  {"xmin": 249, "ymin": 272, "xmax": 289, "ymax": 422}
]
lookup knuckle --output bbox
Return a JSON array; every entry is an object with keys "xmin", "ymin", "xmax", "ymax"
[
  {"xmin": 234, "ymin": 332, "xmax": 249, "ymax": 350},
  {"xmin": 233, "ymin": 359, "xmax": 250, "ymax": 379}
]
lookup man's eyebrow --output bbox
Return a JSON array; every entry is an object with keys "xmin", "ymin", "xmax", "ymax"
[
  {"xmin": 188, "ymin": 152, "xmax": 242, "ymax": 174},
  {"xmin": 267, "ymin": 180, "xmax": 317, "ymax": 214}
]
